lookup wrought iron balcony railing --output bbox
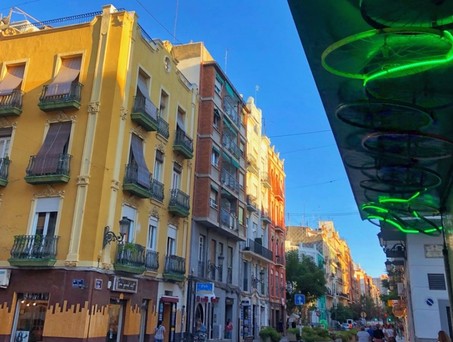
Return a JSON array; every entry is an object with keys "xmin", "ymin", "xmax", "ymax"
[
  {"xmin": 131, "ymin": 93, "xmax": 159, "ymax": 131},
  {"xmin": 168, "ymin": 188, "xmax": 190, "ymax": 217},
  {"xmin": 25, "ymin": 153, "xmax": 71, "ymax": 184},
  {"xmin": 9, "ymin": 235, "xmax": 59, "ymax": 266},
  {"xmin": 173, "ymin": 126, "xmax": 194, "ymax": 159},
  {"xmin": 157, "ymin": 115, "xmax": 169, "ymax": 139},
  {"xmin": 123, "ymin": 163, "xmax": 151, "ymax": 197},
  {"xmin": 163, "ymin": 254, "xmax": 186, "ymax": 281},
  {"xmin": 222, "ymin": 135, "xmax": 241, "ymax": 160},
  {"xmin": 150, "ymin": 178, "xmax": 164, "ymax": 202},
  {"xmin": 0, "ymin": 89, "xmax": 23, "ymax": 116},
  {"xmin": 0, "ymin": 157, "xmax": 10, "ymax": 186},
  {"xmin": 114, "ymin": 243, "xmax": 146, "ymax": 274},
  {"xmin": 243, "ymin": 238, "xmax": 273, "ymax": 261},
  {"xmin": 145, "ymin": 249, "xmax": 159, "ymax": 271},
  {"xmin": 38, "ymin": 81, "xmax": 83, "ymax": 111}
]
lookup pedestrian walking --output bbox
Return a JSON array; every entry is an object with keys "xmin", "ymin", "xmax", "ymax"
[
  {"xmin": 438, "ymin": 330, "xmax": 452, "ymax": 342},
  {"xmin": 154, "ymin": 321, "xmax": 165, "ymax": 342},
  {"xmin": 357, "ymin": 327, "xmax": 371, "ymax": 342},
  {"xmin": 373, "ymin": 325, "xmax": 385, "ymax": 342}
]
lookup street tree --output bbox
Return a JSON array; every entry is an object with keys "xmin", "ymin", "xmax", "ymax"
[{"xmin": 286, "ymin": 250, "xmax": 326, "ymax": 318}]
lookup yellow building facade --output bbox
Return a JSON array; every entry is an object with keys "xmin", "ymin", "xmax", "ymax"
[{"xmin": 0, "ymin": 5, "xmax": 197, "ymax": 342}]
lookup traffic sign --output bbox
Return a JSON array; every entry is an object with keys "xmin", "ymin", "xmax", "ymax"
[
  {"xmin": 294, "ymin": 293, "xmax": 305, "ymax": 305},
  {"xmin": 361, "ymin": 311, "xmax": 367, "ymax": 318}
]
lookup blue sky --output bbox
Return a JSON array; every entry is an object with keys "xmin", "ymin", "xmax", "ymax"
[{"xmin": 1, "ymin": 0, "xmax": 386, "ymax": 276}]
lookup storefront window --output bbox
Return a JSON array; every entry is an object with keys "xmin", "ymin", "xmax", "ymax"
[
  {"xmin": 13, "ymin": 293, "xmax": 49, "ymax": 342},
  {"xmin": 107, "ymin": 302, "xmax": 123, "ymax": 342}
]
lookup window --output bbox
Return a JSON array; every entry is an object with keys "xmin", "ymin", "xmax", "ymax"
[
  {"xmin": 210, "ymin": 188, "xmax": 218, "ymax": 208},
  {"xmin": 238, "ymin": 207, "xmax": 244, "ymax": 225},
  {"xmin": 428, "ymin": 273, "xmax": 446, "ymax": 290},
  {"xmin": 46, "ymin": 56, "xmax": 81, "ymax": 96},
  {"xmin": 214, "ymin": 74, "xmax": 223, "ymax": 94},
  {"xmin": 239, "ymin": 141, "xmax": 245, "ymax": 157},
  {"xmin": 154, "ymin": 150, "xmax": 164, "ymax": 181},
  {"xmin": 172, "ymin": 162, "xmax": 182, "ymax": 189},
  {"xmin": 213, "ymin": 109, "xmax": 220, "ymax": 129},
  {"xmin": 128, "ymin": 134, "xmax": 151, "ymax": 188},
  {"xmin": 32, "ymin": 198, "xmax": 60, "ymax": 236},
  {"xmin": 0, "ymin": 63, "xmax": 25, "ymax": 98},
  {"xmin": 167, "ymin": 225, "xmax": 177, "ymax": 255},
  {"xmin": 121, "ymin": 205, "xmax": 136, "ymax": 243},
  {"xmin": 147, "ymin": 217, "xmax": 158, "ymax": 251},
  {"xmin": 177, "ymin": 106, "xmax": 186, "ymax": 130},
  {"xmin": 29, "ymin": 122, "xmax": 71, "ymax": 175},
  {"xmin": 211, "ymin": 149, "xmax": 220, "ymax": 167},
  {"xmin": 198, "ymin": 235, "xmax": 206, "ymax": 261},
  {"xmin": 159, "ymin": 90, "xmax": 169, "ymax": 117},
  {"xmin": 136, "ymin": 70, "xmax": 158, "ymax": 120},
  {"xmin": 0, "ymin": 127, "xmax": 12, "ymax": 158},
  {"xmin": 239, "ymin": 172, "xmax": 244, "ymax": 188},
  {"xmin": 13, "ymin": 293, "xmax": 49, "ymax": 342},
  {"xmin": 243, "ymin": 261, "xmax": 249, "ymax": 291}
]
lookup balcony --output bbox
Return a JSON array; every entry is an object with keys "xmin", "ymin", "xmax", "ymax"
[
  {"xmin": 261, "ymin": 172, "xmax": 271, "ymax": 188},
  {"xmin": 24, "ymin": 153, "xmax": 71, "ymax": 184},
  {"xmin": 223, "ymin": 96, "xmax": 240, "ymax": 127},
  {"xmin": 275, "ymin": 224, "xmax": 284, "ymax": 234},
  {"xmin": 220, "ymin": 207, "xmax": 238, "ymax": 231},
  {"xmin": 131, "ymin": 93, "xmax": 158, "ymax": 131},
  {"xmin": 114, "ymin": 243, "xmax": 146, "ymax": 274},
  {"xmin": 221, "ymin": 170, "xmax": 240, "ymax": 195},
  {"xmin": 0, "ymin": 157, "xmax": 10, "ymax": 186},
  {"xmin": 173, "ymin": 126, "xmax": 193, "ymax": 159},
  {"xmin": 145, "ymin": 249, "xmax": 159, "ymax": 272},
  {"xmin": 275, "ymin": 254, "xmax": 285, "ymax": 267},
  {"xmin": 246, "ymin": 195, "xmax": 258, "ymax": 212},
  {"xmin": 150, "ymin": 178, "xmax": 165, "ymax": 202},
  {"xmin": 243, "ymin": 238, "xmax": 273, "ymax": 261},
  {"xmin": 157, "ymin": 115, "xmax": 169, "ymax": 139},
  {"xmin": 122, "ymin": 164, "xmax": 152, "ymax": 198},
  {"xmin": 168, "ymin": 189, "xmax": 190, "ymax": 217},
  {"xmin": 261, "ymin": 210, "xmax": 271, "ymax": 224},
  {"xmin": 0, "ymin": 89, "xmax": 23, "ymax": 116},
  {"xmin": 9, "ymin": 235, "xmax": 59, "ymax": 267},
  {"xmin": 38, "ymin": 81, "xmax": 82, "ymax": 112},
  {"xmin": 222, "ymin": 135, "xmax": 241, "ymax": 160},
  {"xmin": 247, "ymin": 155, "xmax": 259, "ymax": 175},
  {"xmin": 163, "ymin": 254, "xmax": 186, "ymax": 282}
]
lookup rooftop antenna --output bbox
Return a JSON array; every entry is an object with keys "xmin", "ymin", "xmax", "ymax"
[
  {"xmin": 0, "ymin": 8, "xmax": 12, "ymax": 29},
  {"xmin": 11, "ymin": 7, "xmax": 44, "ymax": 25},
  {"xmin": 224, "ymin": 49, "xmax": 228, "ymax": 74},
  {"xmin": 173, "ymin": 0, "xmax": 179, "ymax": 43},
  {"xmin": 255, "ymin": 85, "xmax": 260, "ymax": 104}
]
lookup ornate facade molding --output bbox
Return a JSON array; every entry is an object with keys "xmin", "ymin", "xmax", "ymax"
[
  {"xmin": 77, "ymin": 176, "xmax": 90, "ymax": 186},
  {"xmin": 64, "ymin": 261, "xmax": 78, "ymax": 267},
  {"xmin": 33, "ymin": 185, "xmax": 65, "ymax": 198},
  {"xmin": 120, "ymin": 106, "xmax": 128, "ymax": 121},
  {"xmin": 150, "ymin": 206, "xmax": 160, "ymax": 218},
  {"xmin": 111, "ymin": 179, "xmax": 120, "ymax": 190},
  {"xmin": 88, "ymin": 102, "xmax": 100, "ymax": 115}
]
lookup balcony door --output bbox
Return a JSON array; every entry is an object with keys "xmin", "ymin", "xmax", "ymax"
[
  {"xmin": 32, "ymin": 198, "xmax": 60, "ymax": 237},
  {"xmin": 0, "ymin": 128, "xmax": 11, "ymax": 158}
]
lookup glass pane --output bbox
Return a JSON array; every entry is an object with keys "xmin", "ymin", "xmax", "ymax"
[{"xmin": 15, "ymin": 294, "xmax": 48, "ymax": 342}]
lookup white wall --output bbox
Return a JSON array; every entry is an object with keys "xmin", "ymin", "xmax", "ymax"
[{"xmin": 406, "ymin": 234, "xmax": 448, "ymax": 341}]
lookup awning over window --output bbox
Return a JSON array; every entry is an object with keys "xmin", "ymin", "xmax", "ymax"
[
  {"xmin": 46, "ymin": 57, "xmax": 81, "ymax": 96},
  {"xmin": 137, "ymin": 73, "xmax": 158, "ymax": 120},
  {"xmin": 160, "ymin": 295, "xmax": 179, "ymax": 303},
  {"xmin": 0, "ymin": 65, "xmax": 25, "ymax": 96},
  {"xmin": 130, "ymin": 134, "xmax": 151, "ymax": 188},
  {"xmin": 30, "ymin": 121, "xmax": 72, "ymax": 174}
]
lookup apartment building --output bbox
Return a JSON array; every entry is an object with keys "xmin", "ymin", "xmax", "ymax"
[
  {"xmin": 266, "ymin": 135, "xmax": 286, "ymax": 329},
  {"xmin": 171, "ymin": 42, "xmax": 248, "ymax": 340},
  {"xmin": 0, "ymin": 6, "xmax": 197, "ymax": 342}
]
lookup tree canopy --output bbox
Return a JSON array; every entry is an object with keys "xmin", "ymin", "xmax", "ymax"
[{"xmin": 286, "ymin": 250, "xmax": 326, "ymax": 311}]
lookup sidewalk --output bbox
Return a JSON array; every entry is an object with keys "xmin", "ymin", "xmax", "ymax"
[{"xmin": 280, "ymin": 337, "xmax": 289, "ymax": 342}]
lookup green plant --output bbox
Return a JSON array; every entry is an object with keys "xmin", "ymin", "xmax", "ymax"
[
  {"xmin": 301, "ymin": 327, "xmax": 333, "ymax": 342},
  {"xmin": 259, "ymin": 326, "xmax": 281, "ymax": 342}
]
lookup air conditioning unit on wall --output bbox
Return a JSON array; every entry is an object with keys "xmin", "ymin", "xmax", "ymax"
[{"xmin": 212, "ymin": 324, "xmax": 223, "ymax": 340}]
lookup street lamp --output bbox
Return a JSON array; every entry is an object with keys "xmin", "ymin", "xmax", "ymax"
[{"xmin": 102, "ymin": 217, "xmax": 130, "ymax": 249}]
